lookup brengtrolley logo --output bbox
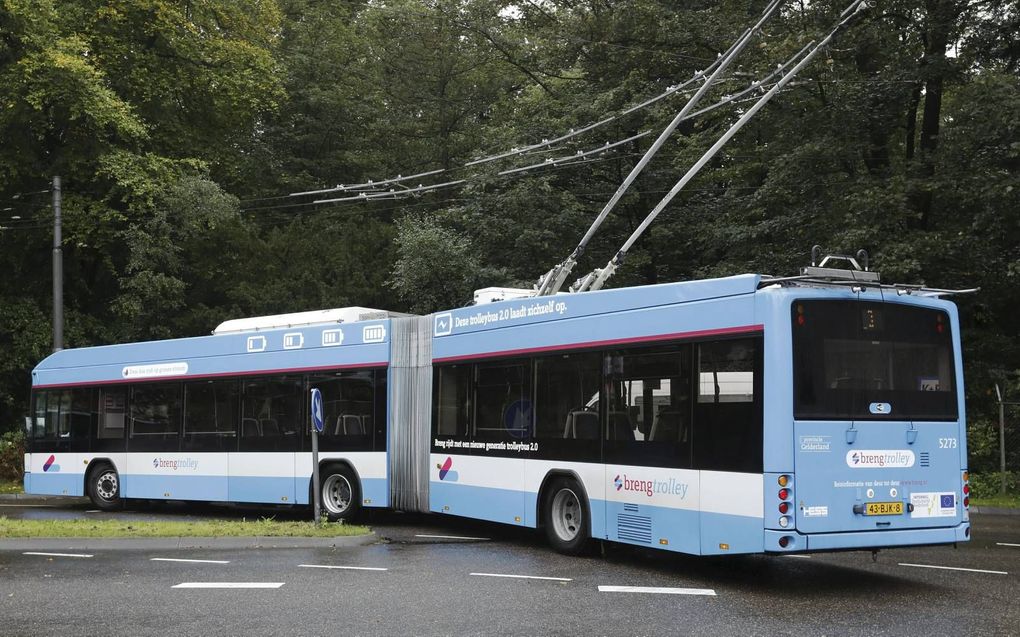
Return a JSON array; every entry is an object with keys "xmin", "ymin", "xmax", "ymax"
[
  {"xmin": 152, "ymin": 457, "xmax": 199, "ymax": 471},
  {"xmin": 42, "ymin": 454, "xmax": 60, "ymax": 472},
  {"xmin": 613, "ymin": 474, "xmax": 689, "ymax": 498},
  {"xmin": 846, "ymin": 450, "xmax": 915, "ymax": 469},
  {"xmin": 437, "ymin": 457, "xmax": 458, "ymax": 482}
]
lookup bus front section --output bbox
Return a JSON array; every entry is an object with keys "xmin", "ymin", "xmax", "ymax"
[{"xmin": 771, "ymin": 297, "xmax": 970, "ymax": 552}]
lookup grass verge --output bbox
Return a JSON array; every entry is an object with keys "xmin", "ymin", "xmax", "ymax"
[
  {"xmin": 0, "ymin": 480, "xmax": 23, "ymax": 494},
  {"xmin": 0, "ymin": 516, "xmax": 370, "ymax": 538},
  {"xmin": 972, "ymin": 495, "xmax": 1020, "ymax": 509}
]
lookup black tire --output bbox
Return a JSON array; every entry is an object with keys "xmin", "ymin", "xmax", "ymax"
[
  {"xmin": 319, "ymin": 464, "xmax": 361, "ymax": 522},
  {"xmin": 87, "ymin": 463, "xmax": 122, "ymax": 511},
  {"xmin": 543, "ymin": 476, "xmax": 591, "ymax": 555}
]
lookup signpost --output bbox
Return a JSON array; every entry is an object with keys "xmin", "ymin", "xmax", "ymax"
[{"xmin": 310, "ymin": 388, "xmax": 324, "ymax": 524}]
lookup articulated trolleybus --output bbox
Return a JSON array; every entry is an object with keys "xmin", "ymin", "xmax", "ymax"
[{"xmin": 25, "ymin": 259, "xmax": 971, "ymax": 556}]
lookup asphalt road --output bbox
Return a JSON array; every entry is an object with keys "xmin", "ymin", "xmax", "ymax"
[{"xmin": 1, "ymin": 499, "xmax": 1018, "ymax": 636}]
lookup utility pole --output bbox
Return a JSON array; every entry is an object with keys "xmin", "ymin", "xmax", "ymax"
[{"xmin": 52, "ymin": 175, "xmax": 63, "ymax": 352}]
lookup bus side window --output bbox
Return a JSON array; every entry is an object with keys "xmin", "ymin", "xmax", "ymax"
[
  {"xmin": 433, "ymin": 365, "xmax": 471, "ymax": 439},
  {"xmin": 693, "ymin": 339, "xmax": 762, "ymax": 473}
]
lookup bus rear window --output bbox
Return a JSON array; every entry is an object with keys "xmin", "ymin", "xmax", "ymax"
[{"xmin": 792, "ymin": 300, "xmax": 957, "ymax": 420}]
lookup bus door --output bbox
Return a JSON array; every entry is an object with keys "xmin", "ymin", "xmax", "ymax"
[{"xmin": 791, "ymin": 300, "xmax": 964, "ymax": 535}]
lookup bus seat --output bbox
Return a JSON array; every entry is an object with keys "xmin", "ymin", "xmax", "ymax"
[
  {"xmin": 260, "ymin": 418, "xmax": 279, "ymax": 436},
  {"xmin": 342, "ymin": 414, "xmax": 365, "ymax": 436},
  {"xmin": 650, "ymin": 410, "xmax": 687, "ymax": 442},
  {"xmin": 241, "ymin": 417, "xmax": 260, "ymax": 437},
  {"xmin": 608, "ymin": 411, "xmax": 634, "ymax": 440},
  {"xmin": 562, "ymin": 410, "xmax": 599, "ymax": 439}
]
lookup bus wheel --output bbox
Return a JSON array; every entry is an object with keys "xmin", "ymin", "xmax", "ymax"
[
  {"xmin": 88, "ymin": 463, "xmax": 122, "ymax": 511},
  {"xmin": 544, "ymin": 477, "xmax": 591, "ymax": 555},
  {"xmin": 320, "ymin": 466, "xmax": 361, "ymax": 522}
]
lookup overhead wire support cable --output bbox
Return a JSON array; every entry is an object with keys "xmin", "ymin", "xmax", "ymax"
[
  {"xmin": 287, "ymin": 168, "xmax": 446, "ymax": 197},
  {"xmin": 536, "ymin": 0, "xmax": 785, "ymax": 296},
  {"xmin": 497, "ymin": 131, "xmax": 653, "ymax": 177},
  {"xmin": 574, "ymin": 0, "xmax": 870, "ymax": 294}
]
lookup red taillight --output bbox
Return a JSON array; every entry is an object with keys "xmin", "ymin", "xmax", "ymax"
[
  {"xmin": 963, "ymin": 485, "xmax": 970, "ymax": 495},
  {"xmin": 778, "ymin": 488, "xmax": 790, "ymax": 500},
  {"xmin": 779, "ymin": 502, "xmax": 790, "ymax": 514},
  {"xmin": 778, "ymin": 536, "xmax": 790, "ymax": 548},
  {"xmin": 964, "ymin": 496, "xmax": 970, "ymax": 508}
]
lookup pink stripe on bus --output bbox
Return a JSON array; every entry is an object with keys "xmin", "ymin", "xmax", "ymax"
[
  {"xmin": 33, "ymin": 361, "xmax": 388, "ymax": 389},
  {"xmin": 432, "ymin": 324, "xmax": 764, "ymax": 363}
]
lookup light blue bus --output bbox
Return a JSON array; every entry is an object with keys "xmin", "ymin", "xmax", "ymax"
[{"xmin": 25, "ymin": 266, "xmax": 971, "ymax": 555}]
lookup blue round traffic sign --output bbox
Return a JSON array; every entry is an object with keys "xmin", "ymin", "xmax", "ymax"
[{"xmin": 310, "ymin": 388, "xmax": 324, "ymax": 433}]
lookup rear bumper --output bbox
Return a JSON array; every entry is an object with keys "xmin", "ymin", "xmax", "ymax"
[{"xmin": 765, "ymin": 522, "xmax": 970, "ymax": 552}]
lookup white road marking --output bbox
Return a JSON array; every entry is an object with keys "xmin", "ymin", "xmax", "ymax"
[
  {"xmin": 23, "ymin": 552, "xmax": 93, "ymax": 558},
  {"xmin": 996, "ymin": 543, "xmax": 1020, "ymax": 548},
  {"xmin": 85, "ymin": 510, "xmax": 101, "ymax": 513},
  {"xmin": 598, "ymin": 585, "xmax": 717, "ymax": 596},
  {"xmin": 172, "ymin": 583, "xmax": 284, "ymax": 589},
  {"xmin": 151, "ymin": 558, "xmax": 230, "ymax": 564},
  {"xmin": 414, "ymin": 534, "xmax": 489, "ymax": 541},
  {"xmin": 898, "ymin": 563, "xmax": 1008, "ymax": 575},
  {"xmin": 783, "ymin": 554, "xmax": 812, "ymax": 559},
  {"xmin": 470, "ymin": 572, "xmax": 572, "ymax": 582},
  {"xmin": 298, "ymin": 564, "xmax": 388, "ymax": 571}
]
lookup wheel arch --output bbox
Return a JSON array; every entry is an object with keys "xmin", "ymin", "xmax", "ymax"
[
  {"xmin": 83, "ymin": 457, "xmax": 118, "ymax": 493},
  {"xmin": 535, "ymin": 469, "xmax": 590, "ymax": 529},
  {"xmin": 307, "ymin": 458, "xmax": 363, "ymax": 505}
]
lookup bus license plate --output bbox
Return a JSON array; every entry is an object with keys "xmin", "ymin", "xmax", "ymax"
[{"xmin": 866, "ymin": 501, "xmax": 903, "ymax": 516}]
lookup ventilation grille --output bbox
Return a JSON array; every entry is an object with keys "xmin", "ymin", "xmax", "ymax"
[
  {"xmin": 623, "ymin": 503, "xmax": 639, "ymax": 513},
  {"xmin": 617, "ymin": 513, "xmax": 652, "ymax": 544},
  {"xmin": 920, "ymin": 452, "xmax": 930, "ymax": 468}
]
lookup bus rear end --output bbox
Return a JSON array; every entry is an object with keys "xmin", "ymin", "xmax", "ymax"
[{"xmin": 773, "ymin": 297, "xmax": 969, "ymax": 552}]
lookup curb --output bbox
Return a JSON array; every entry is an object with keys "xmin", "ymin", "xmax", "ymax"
[
  {"xmin": 0, "ymin": 493, "xmax": 86, "ymax": 502},
  {"xmin": 0, "ymin": 532, "xmax": 377, "ymax": 551},
  {"xmin": 970, "ymin": 506, "xmax": 1020, "ymax": 516}
]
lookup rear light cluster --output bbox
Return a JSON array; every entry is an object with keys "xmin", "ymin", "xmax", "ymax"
[
  {"xmin": 778, "ymin": 475, "xmax": 792, "ymax": 529},
  {"xmin": 963, "ymin": 471, "xmax": 970, "ymax": 509}
]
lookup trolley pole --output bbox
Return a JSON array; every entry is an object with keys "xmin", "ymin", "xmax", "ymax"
[{"xmin": 51, "ymin": 175, "xmax": 63, "ymax": 352}]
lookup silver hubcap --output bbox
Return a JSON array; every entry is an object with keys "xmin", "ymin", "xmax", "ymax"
[
  {"xmin": 551, "ymin": 488, "xmax": 582, "ymax": 541},
  {"xmin": 96, "ymin": 471, "xmax": 118, "ymax": 501},
  {"xmin": 322, "ymin": 474, "xmax": 352, "ymax": 515}
]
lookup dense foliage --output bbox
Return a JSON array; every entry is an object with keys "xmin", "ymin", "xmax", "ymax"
[{"xmin": 1, "ymin": 0, "xmax": 1018, "ymax": 473}]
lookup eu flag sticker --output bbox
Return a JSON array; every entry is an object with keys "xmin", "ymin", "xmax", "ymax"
[{"xmin": 940, "ymin": 494, "xmax": 955, "ymax": 508}]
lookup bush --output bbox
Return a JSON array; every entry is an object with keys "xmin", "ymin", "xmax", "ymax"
[
  {"xmin": 0, "ymin": 429, "xmax": 25, "ymax": 482},
  {"xmin": 969, "ymin": 471, "xmax": 1020, "ymax": 499}
]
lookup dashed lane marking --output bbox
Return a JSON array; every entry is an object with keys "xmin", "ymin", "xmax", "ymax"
[
  {"xmin": 298, "ymin": 564, "xmax": 388, "ymax": 571},
  {"xmin": 783, "ymin": 555, "xmax": 812, "ymax": 559},
  {"xmin": 898, "ymin": 563, "xmax": 1008, "ymax": 575},
  {"xmin": 172, "ymin": 583, "xmax": 283, "ymax": 589},
  {"xmin": 414, "ymin": 534, "xmax": 489, "ymax": 541},
  {"xmin": 470, "ymin": 572, "xmax": 572, "ymax": 582},
  {"xmin": 23, "ymin": 552, "xmax": 93, "ymax": 558},
  {"xmin": 996, "ymin": 543, "xmax": 1020, "ymax": 548},
  {"xmin": 598, "ymin": 586, "xmax": 717, "ymax": 596},
  {"xmin": 151, "ymin": 558, "xmax": 230, "ymax": 564}
]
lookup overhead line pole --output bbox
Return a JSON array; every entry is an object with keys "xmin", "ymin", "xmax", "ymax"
[
  {"xmin": 577, "ymin": 0, "xmax": 869, "ymax": 293},
  {"xmin": 536, "ymin": 0, "xmax": 785, "ymax": 297}
]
